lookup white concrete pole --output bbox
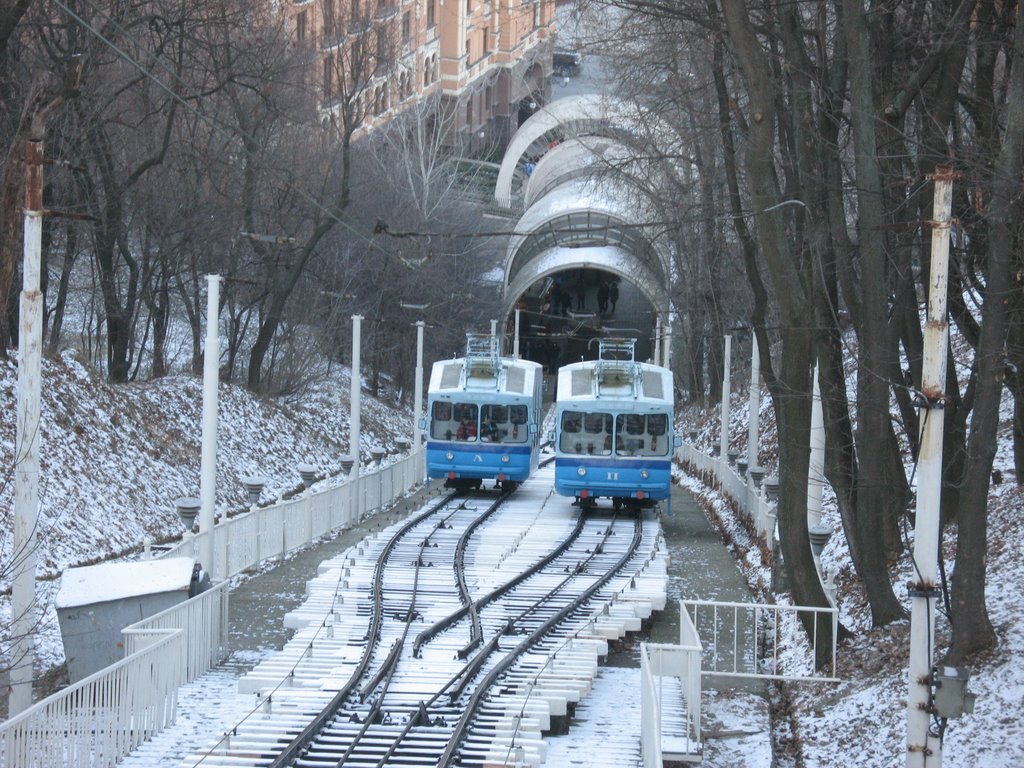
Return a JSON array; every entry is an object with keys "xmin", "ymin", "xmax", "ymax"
[
  {"xmin": 350, "ymin": 315, "xmax": 363, "ymax": 479},
  {"xmin": 807, "ymin": 362, "xmax": 825, "ymax": 528},
  {"xmin": 490, "ymin": 318, "xmax": 498, "ymax": 355},
  {"xmin": 10, "ymin": 140, "xmax": 44, "ymax": 715},
  {"xmin": 906, "ymin": 168, "xmax": 953, "ymax": 768},
  {"xmin": 747, "ymin": 334, "xmax": 761, "ymax": 469},
  {"xmin": 413, "ymin": 320, "xmax": 425, "ymax": 468},
  {"xmin": 653, "ymin": 315, "xmax": 662, "ymax": 364},
  {"xmin": 513, "ymin": 309, "xmax": 521, "ymax": 359},
  {"xmin": 199, "ymin": 275, "xmax": 220, "ymax": 577},
  {"xmin": 720, "ymin": 334, "xmax": 732, "ymax": 462}
]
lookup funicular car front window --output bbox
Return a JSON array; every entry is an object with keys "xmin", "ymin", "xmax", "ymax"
[
  {"xmin": 431, "ymin": 401, "xmax": 455, "ymax": 440},
  {"xmin": 615, "ymin": 413, "xmax": 669, "ymax": 455},
  {"xmin": 453, "ymin": 403, "xmax": 479, "ymax": 441},
  {"xmin": 561, "ymin": 411, "xmax": 612, "ymax": 454}
]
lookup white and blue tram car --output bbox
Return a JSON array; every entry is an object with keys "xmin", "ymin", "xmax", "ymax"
[
  {"xmin": 553, "ymin": 339, "xmax": 677, "ymax": 508},
  {"xmin": 425, "ymin": 335, "xmax": 544, "ymax": 491}
]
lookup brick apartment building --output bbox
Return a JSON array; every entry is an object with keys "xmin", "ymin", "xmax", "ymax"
[{"xmin": 287, "ymin": 0, "xmax": 555, "ymax": 150}]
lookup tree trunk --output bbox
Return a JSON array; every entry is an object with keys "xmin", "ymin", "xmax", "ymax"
[
  {"xmin": 843, "ymin": 0, "xmax": 906, "ymax": 625},
  {"xmin": 948, "ymin": 0, "xmax": 1024, "ymax": 662},
  {"xmin": 45, "ymin": 222, "xmax": 77, "ymax": 356},
  {"xmin": 719, "ymin": 0, "xmax": 837, "ymax": 656}
]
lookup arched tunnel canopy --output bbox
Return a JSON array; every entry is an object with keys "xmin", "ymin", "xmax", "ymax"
[
  {"xmin": 494, "ymin": 94, "xmax": 675, "ymax": 368},
  {"xmin": 495, "ymin": 94, "xmax": 648, "ymax": 205},
  {"xmin": 502, "ymin": 245, "xmax": 667, "ymax": 321},
  {"xmin": 504, "ymin": 182, "xmax": 668, "ymax": 303}
]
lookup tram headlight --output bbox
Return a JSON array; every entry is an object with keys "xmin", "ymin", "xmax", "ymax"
[
  {"xmin": 501, "ymin": 454, "xmax": 510, "ymax": 463},
  {"xmin": 445, "ymin": 451, "xmax": 455, "ymax": 461},
  {"xmin": 640, "ymin": 469, "xmax": 649, "ymax": 479},
  {"xmin": 577, "ymin": 466, "xmax": 587, "ymax": 477}
]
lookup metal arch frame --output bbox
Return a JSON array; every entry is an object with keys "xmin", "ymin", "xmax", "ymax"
[
  {"xmin": 494, "ymin": 95, "xmax": 679, "ymax": 367},
  {"xmin": 501, "ymin": 244, "xmax": 670, "ymax": 323},
  {"xmin": 524, "ymin": 136, "xmax": 635, "ymax": 209},
  {"xmin": 495, "ymin": 94, "xmax": 648, "ymax": 204},
  {"xmin": 504, "ymin": 180, "xmax": 670, "ymax": 290}
]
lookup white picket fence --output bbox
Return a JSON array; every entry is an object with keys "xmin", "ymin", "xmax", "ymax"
[
  {"xmin": 158, "ymin": 450, "xmax": 424, "ymax": 581},
  {"xmin": 677, "ymin": 444, "xmax": 777, "ymax": 549},
  {"xmin": 0, "ymin": 449, "xmax": 425, "ymax": 768}
]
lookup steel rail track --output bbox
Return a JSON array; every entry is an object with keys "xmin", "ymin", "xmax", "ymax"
[
  {"xmin": 436, "ymin": 514, "xmax": 644, "ymax": 767},
  {"xmin": 266, "ymin": 491, "xmax": 462, "ymax": 767},
  {"xmin": 293, "ymin": 511, "xmax": 644, "ymax": 766},
  {"xmin": 412, "ymin": 511, "xmax": 586, "ymax": 660},
  {"xmin": 435, "ymin": 514, "xmax": 627, "ymax": 705},
  {"xmin": 198, "ymin": 467, "xmax": 660, "ymax": 768}
]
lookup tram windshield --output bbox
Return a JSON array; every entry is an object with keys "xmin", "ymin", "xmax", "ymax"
[
  {"xmin": 431, "ymin": 402, "xmax": 529, "ymax": 443},
  {"xmin": 560, "ymin": 411, "xmax": 614, "ymax": 455},
  {"xmin": 615, "ymin": 413, "xmax": 669, "ymax": 456},
  {"xmin": 480, "ymin": 404, "xmax": 529, "ymax": 444},
  {"xmin": 431, "ymin": 401, "xmax": 478, "ymax": 441},
  {"xmin": 560, "ymin": 410, "xmax": 669, "ymax": 456}
]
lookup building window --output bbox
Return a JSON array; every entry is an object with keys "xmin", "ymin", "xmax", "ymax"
[
  {"xmin": 533, "ymin": 3, "xmax": 539, "ymax": 28},
  {"xmin": 427, "ymin": 0, "xmax": 435, "ymax": 27},
  {"xmin": 466, "ymin": 98, "xmax": 472, "ymax": 127},
  {"xmin": 296, "ymin": 10, "xmax": 307, "ymax": 45},
  {"xmin": 352, "ymin": 0, "xmax": 360, "ymax": 19},
  {"xmin": 402, "ymin": 11, "xmax": 411, "ymax": 42},
  {"xmin": 324, "ymin": 0, "xmax": 334, "ymax": 34},
  {"xmin": 466, "ymin": 37, "xmax": 471, "ymax": 60},
  {"xmin": 465, "ymin": 0, "xmax": 472, "ymax": 16},
  {"xmin": 377, "ymin": 27, "xmax": 387, "ymax": 69},
  {"xmin": 323, "ymin": 53, "xmax": 334, "ymax": 97}
]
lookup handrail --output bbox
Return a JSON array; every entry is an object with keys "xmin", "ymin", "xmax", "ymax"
[
  {"xmin": 0, "ymin": 448, "xmax": 426, "ymax": 766},
  {"xmin": 640, "ymin": 639, "xmax": 703, "ymax": 768},
  {"xmin": 157, "ymin": 448, "xmax": 426, "ymax": 580},
  {"xmin": 676, "ymin": 444, "xmax": 777, "ymax": 550},
  {"xmin": 0, "ymin": 627, "xmax": 182, "ymax": 768}
]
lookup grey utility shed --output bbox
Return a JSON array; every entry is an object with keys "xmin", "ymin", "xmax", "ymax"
[{"xmin": 56, "ymin": 556, "xmax": 197, "ymax": 683}]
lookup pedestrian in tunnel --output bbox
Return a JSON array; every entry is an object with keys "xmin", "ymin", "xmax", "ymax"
[
  {"xmin": 559, "ymin": 286, "xmax": 573, "ymax": 316},
  {"xmin": 574, "ymin": 276, "xmax": 587, "ymax": 310},
  {"xmin": 609, "ymin": 279, "xmax": 619, "ymax": 313},
  {"xmin": 597, "ymin": 281, "xmax": 609, "ymax": 314}
]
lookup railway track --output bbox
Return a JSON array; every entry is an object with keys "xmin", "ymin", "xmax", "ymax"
[{"xmin": 185, "ymin": 468, "xmax": 667, "ymax": 767}]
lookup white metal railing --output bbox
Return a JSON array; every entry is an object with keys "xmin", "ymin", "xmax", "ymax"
[
  {"xmin": 121, "ymin": 580, "xmax": 230, "ymax": 686},
  {"xmin": 640, "ymin": 633, "xmax": 703, "ymax": 766},
  {"xmin": 0, "ymin": 584, "xmax": 231, "ymax": 768},
  {"xmin": 682, "ymin": 599, "xmax": 839, "ymax": 682},
  {"xmin": 0, "ymin": 450, "xmax": 425, "ymax": 767},
  {"xmin": 159, "ymin": 449, "xmax": 425, "ymax": 581},
  {"xmin": 677, "ymin": 445, "xmax": 777, "ymax": 550}
]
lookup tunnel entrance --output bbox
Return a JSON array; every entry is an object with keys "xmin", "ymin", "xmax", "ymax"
[
  {"xmin": 508, "ymin": 267, "xmax": 655, "ymax": 376},
  {"xmin": 493, "ymin": 94, "xmax": 676, "ymax": 373}
]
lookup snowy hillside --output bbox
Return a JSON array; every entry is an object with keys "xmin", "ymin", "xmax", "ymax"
[
  {"xmin": 0, "ymin": 350, "xmax": 414, "ymax": 675},
  {"xmin": 0, "ymin": 350, "xmax": 412, "ymax": 577},
  {"xmin": 678, "ymin": 388, "xmax": 1024, "ymax": 767}
]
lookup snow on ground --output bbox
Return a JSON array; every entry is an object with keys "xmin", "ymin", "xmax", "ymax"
[
  {"xmin": 0, "ymin": 350, "xmax": 414, "ymax": 675},
  {"xmin": 678, "ymin": 386, "xmax": 1024, "ymax": 767},
  {"xmin": 2, "ymin": 333, "xmax": 1022, "ymax": 766}
]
